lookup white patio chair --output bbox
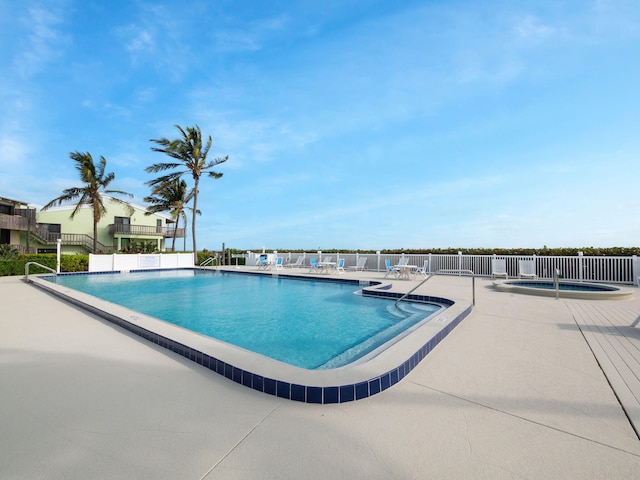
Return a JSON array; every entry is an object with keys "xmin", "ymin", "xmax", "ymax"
[
  {"xmin": 286, "ymin": 256, "xmax": 304, "ymax": 268},
  {"xmin": 414, "ymin": 260, "xmax": 429, "ymax": 278},
  {"xmin": 274, "ymin": 256, "xmax": 284, "ymax": 270},
  {"xmin": 518, "ymin": 260, "xmax": 537, "ymax": 279},
  {"xmin": 334, "ymin": 258, "xmax": 345, "ymax": 274},
  {"xmin": 347, "ymin": 257, "xmax": 367, "ymax": 272},
  {"xmin": 491, "ymin": 258, "xmax": 508, "ymax": 279}
]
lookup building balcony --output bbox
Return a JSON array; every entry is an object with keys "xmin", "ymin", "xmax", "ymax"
[
  {"xmin": 0, "ymin": 213, "xmax": 29, "ymax": 231},
  {"xmin": 108, "ymin": 224, "xmax": 186, "ymax": 238}
]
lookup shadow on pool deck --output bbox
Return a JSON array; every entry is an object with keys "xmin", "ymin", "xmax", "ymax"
[{"xmin": 2, "ymin": 271, "xmax": 640, "ymax": 479}]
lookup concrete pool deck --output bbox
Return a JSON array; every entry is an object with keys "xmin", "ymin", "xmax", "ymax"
[{"xmin": 2, "ymin": 269, "xmax": 640, "ymax": 478}]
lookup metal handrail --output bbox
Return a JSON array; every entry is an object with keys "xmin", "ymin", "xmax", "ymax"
[
  {"xmin": 394, "ymin": 274, "xmax": 434, "ymax": 308},
  {"xmin": 200, "ymin": 256, "xmax": 216, "ymax": 269},
  {"xmin": 394, "ymin": 268, "xmax": 476, "ymax": 307},
  {"xmin": 24, "ymin": 262, "xmax": 57, "ymax": 283},
  {"xmin": 436, "ymin": 269, "xmax": 475, "ymax": 306}
]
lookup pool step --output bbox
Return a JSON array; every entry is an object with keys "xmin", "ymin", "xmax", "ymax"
[
  {"xmin": 319, "ymin": 303, "xmax": 441, "ymax": 369},
  {"xmin": 387, "ymin": 302, "xmax": 435, "ymax": 319}
]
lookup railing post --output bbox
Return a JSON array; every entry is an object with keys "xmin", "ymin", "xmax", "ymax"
[
  {"xmin": 376, "ymin": 251, "xmax": 381, "ymax": 272},
  {"xmin": 56, "ymin": 238, "xmax": 61, "ymax": 273},
  {"xmin": 578, "ymin": 251, "xmax": 584, "ymax": 283},
  {"xmin": 458, "ymin": 251, "xmax": 462, "ymax": 276},
  {"xmin": 428, "ymin": 253, "xmax": 432, "ymax": 274}
]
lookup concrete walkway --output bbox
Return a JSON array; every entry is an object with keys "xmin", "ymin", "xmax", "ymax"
[{"xmin": 2, "ymin": 271, "xmax": 640, "ymax": 479}]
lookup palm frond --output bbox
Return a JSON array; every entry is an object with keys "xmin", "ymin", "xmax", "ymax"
[
  {"xmin": 107, "ymin": 195, "xmax": 135, "ymax": 216},
  {"xmin": 41, "ymin": 189, "xmax": 83, "ymax": 210},
  {"xmin": 145, "ymin": 162, "xmax": 182, "ymax": 173}
]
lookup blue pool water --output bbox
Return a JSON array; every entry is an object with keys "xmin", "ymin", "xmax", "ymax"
[{"xmin": 50, "ymin": 270, "xmax": 442, "ymax": 369}]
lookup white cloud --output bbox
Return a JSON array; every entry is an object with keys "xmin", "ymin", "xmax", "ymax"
[
  {"xmin": 212, "ymin": 14, "xmax": 289, "ymax": 52},
  {"xmin": 126, "ymin": 29, "xmax": 156, "ymax": 61},
  {"xmin": 0, "ymin": 135, "xmax": 30, "ymax": 167},
  {"xmin": 513, "ymin": 14, "xmax": 557, "ymax": 42},
  {"xmin": 14, "ymin": 4, "xmax": 69, "ymax": 77}
]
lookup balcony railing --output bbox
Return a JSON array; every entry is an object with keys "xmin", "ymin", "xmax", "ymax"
[
  {"xmin": 0, "ymin": 214, "xmax": 29, "ymax": 231},
  {"xmin": 108, "ymin": 223, "xmax": 186, "ymax": 238}
]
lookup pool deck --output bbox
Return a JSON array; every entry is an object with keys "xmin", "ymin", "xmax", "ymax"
[{"xmin": 2, "ymin": 268, "xmax": 640, "ymax": 479}]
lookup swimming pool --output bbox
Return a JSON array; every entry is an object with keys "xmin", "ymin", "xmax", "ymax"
[
  {"xmin": 47, "ymin": 270, "xmax": 442, "ymax": 369},
  {"xmin": 493, "ymin": 279, "xmax": 633, "ymax": 299},
  {"xmin": 30, "ymin": 269, "xmax": 471, "ymax": 403}
]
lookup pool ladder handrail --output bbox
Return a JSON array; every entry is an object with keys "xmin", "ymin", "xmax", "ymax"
[
  {"xmin": 200, "ymin": 256, "xmax": 216, "ymax": 269},
  {"xmin": 395, "ymin": 268, "xmax": 476, "ymax": 307},
  {"xmin": 24, "ymin": 262, "xmax": 57, "ymax": 283},
  {"xmin": 394, "ymin": 274, "xmax": 434, "ymax": 308}
]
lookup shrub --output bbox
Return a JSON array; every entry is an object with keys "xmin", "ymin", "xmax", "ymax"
[{"xmin": 0, "ymin": 254, "xmax": 89, "ymax": 277}]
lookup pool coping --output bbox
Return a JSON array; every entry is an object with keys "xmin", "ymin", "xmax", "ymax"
[
  {"xmin": 492, "ymin": 279, "xmax": 635, "ymax": 300},
  {"xmin": 28, "ymin": 269, "xmax": 472, "ymax": 404}
]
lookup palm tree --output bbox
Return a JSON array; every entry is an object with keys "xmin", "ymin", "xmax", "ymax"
[
  {"xmin": 41, "ymin": 151, "xmax": 132, "ymax": 253},
  {"xmin": 147, "ymin": 124, "xmax": 228, "ymax": 265},
  {"xmin": 144, "ymin": 178, "xmax": 192, "ymax": 252}
]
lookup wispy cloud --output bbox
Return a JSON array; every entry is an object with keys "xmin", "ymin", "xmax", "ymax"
[
  {"xmin": 0, "ymin": 135, "xmax": 31, "ymax": 168},
  {"xmin": 14, "ymin": 4, "xmax": 69, "ymax": 77},
  {"xmin": 126, "ymin": 29, "xmax": 156, "ymax": 61},
  {"xmin": 115, "ymin": 3, "xmax": 190, "ymax": 79},
  {"xmin": 212, "ymin": 14, "xmax": 289, "ymax": 52},
  {"xmin": 512, "ymin": 14, "xmax": 558, "ymax": 42}
]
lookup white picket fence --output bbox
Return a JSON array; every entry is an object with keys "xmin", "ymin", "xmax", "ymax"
[{"xmin": 247, "ymin": 251, "xmax": 640, "ymax": 285}]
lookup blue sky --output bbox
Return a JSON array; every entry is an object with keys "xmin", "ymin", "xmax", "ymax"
[{"xmin": 1, "ymin": 0, "xmax": 638, "ymax": 251}]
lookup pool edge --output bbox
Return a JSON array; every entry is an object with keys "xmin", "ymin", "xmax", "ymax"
[{"xmin": 28, "ymin": 271, "xmax": 472, "ymax": 404}]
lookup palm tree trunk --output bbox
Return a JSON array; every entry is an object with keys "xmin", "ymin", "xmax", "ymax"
[
  {"xmin": 191, "ymin": 180, "xmax": 199, "ymax": 265},
  {"xmin": 171, "ymin": 216, "xmax": 178, "ymax": 251},
  {"xmin": 93, "ymin": 208, "xmax": 99, "ymax": 253}
]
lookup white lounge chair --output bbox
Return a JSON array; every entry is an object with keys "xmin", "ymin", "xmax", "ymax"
[
  {"xmin": 414, "ymin": 260, "xmax": 429, "ymax": 278},
  {"xmin": 518, "ymin": 260, "xmax": 537, "ymax": 279},
  {"xmin": 286, "ymin": 255, "xmax": 304, "ymax": 268},
  {"xmin": 491, "ymin": 258, "xmax": 508, "ymax": 279},
  {"xmin": 334, "ymin": 258, "xmax": 345, "ymax": 274},
  {"xmin": 347, "ymin": 257, "xmax": 367, "ymax": 272}
]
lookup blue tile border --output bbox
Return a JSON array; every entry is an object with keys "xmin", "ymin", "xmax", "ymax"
[{"xmin": 30, "ymin": 270, "xmax": 472, "ymax": 404}]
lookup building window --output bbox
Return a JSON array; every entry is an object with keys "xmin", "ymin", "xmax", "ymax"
[
  {"xmin": 40, "ymin": 223, "xmax": 61, "ymax": 234},
  {"xmin": 0, "ymin": 204, "xmax": 13, "ymax": 215},
  {"xmin": 114, "ymin": 216, "xmax": 131, "ymax": 234}
]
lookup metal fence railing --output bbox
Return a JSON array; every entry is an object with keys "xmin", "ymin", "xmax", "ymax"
[{"xmin": 242, "ymin": 251, "xmax": 640, "ymax": 285}]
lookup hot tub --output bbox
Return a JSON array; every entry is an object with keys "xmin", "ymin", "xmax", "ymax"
[{"xmin": 493, "ymin": 279, "xmax": 633, "ymax": 300}]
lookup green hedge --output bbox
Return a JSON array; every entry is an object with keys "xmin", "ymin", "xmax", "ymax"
[{"xmin": 0, "ymin": 254, "xmax": 89, "ymax": 277}]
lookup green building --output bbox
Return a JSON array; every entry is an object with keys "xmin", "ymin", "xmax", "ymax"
[{"xmin": 1, "ymin": 194, "xmax": 184, "ymax": 254}]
